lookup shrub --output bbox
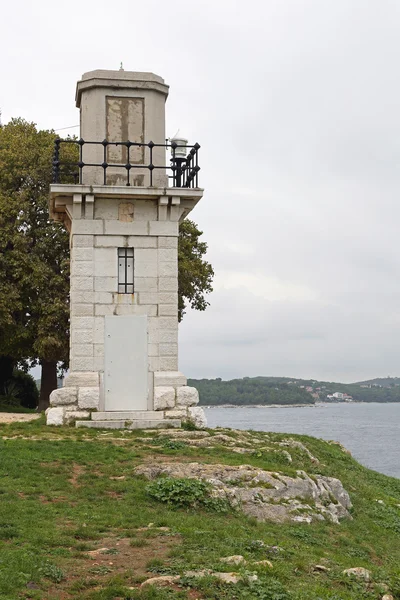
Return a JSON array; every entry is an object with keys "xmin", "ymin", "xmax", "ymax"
[
  {"xmin": 0, "ymin": 381, "xmax": 21, "ymax": 407},
  {"xmin": 11, "ymin": 369, "xmax": 39, "ymax": 408},
  {"xmin": 0, "ymin": 369, "xmax": 39, "ymax": 409},
  {"xmin": 182, "ymin": 419, "xmax": 199, "ymax": 431},
  {"xmin": 39, "ymin": 561, "xmax": 65, "ymax": 583},
  {"xmin": 162, "ymin": 439, "xmax": 187, "ymax": 450},
  {"xmin": 146, "ymin": 477, "xmax": 229, "ymax": 512}
]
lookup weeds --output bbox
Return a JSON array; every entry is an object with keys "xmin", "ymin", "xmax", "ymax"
[
  {"xmin": 146, "ymin": 477, "xmax": 230, "ymax": 512},
  {"xmin": 39, "ymin": 561, "xmax": 65, "ymax": 583}
]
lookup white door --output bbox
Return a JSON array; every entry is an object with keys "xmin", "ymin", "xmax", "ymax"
[{"xmin": 104, "ymin": 315, "xmax": 148, "ymax": 411}]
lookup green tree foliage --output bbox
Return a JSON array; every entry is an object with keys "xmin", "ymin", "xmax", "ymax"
[
  {"xmin": 262, "ymin": 376, "xmax": 400, "ymax": 402},
  {"xmin": 178, "ymin": 219, "xmax": 214, "ymax": 321},
  {"xmin": 189, "ymin": 376, "xmax": 400, "ymax": 406},
  {"xmin": 189, "ymin": 377, "xmax": 315, "ymax": 406},
  {"xmin": 321, "ymin": 381, "xmax": 400, "ymax": 402},
  {"xmin": 0, "ymin": 119, "xmax": 72, "ymax": 409}
]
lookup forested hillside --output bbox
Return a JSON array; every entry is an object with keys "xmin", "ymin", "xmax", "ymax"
[
  {"xmin": 188, "ymin": 377, "xmax": 315, "ymax": 406},
  {"xmin": 189, "ymin": 376, "xmax": 400, "ymax": 405}
]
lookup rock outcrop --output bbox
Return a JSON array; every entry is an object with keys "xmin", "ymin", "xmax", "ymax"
[{"xmin": 135, "ymin": 461, "xmax": 352, "ymax": 524}]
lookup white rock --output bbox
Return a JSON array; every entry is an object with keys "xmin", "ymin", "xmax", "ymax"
[
  {"xmin": 49, "ymin": 387, "xmax": 77, "ymax": 406},
  {"xmin": 78, "ymin": 387, "xmax": 100, "ymax": 409},
  {"xmin": 214, "ymin": 572, "xmax": 241, "ymax": 584},
  {"xmin": 253, "ymin": 560, "xmax": 273, "ymax": 568},
  {"xmin": 64, "ymin": 410, "xmax": 91, "ymax": 424},
  {"xmin": 87, "ymin": 547, "xmax": 109, "ymax": 556},
  {"xmin": 382, "ymin": 595, "xmax": 394, "ymax": 600},
  {"xmin": 214, "ymin": 572, "xmax": 257, "ymax": 584},
  {"xmin": 164, "ymin": 409, "xmax": 188, "ymax": 419},
  {"xmin": 154, "ymin": 387, "xmax": 175, "ymax": 410},
  {"xmin": 46, "ymin": 407, "xmax": 65, "ymax": 426},
  {"xmin": 313, "ymin": 564, "xmax": 330, "ymax": 572},
  {"xmin": 183, "ymin": 570, "xmax": 257, "ymax": 585},
  {"xmin": 141, "ymin": 575, "xmax": 181, "ymax": 587},
  {"xmin": 176, "ymin": 386, "xmax": 199, "ymax": 407},
  {"xmin": 220, "ymin": 555, "xmax": 246, "ymax": 566},
  {"xmin": 187, "ymin": 407, "xmax": 207, "ymax": 429},
  {"xmin": 343, "ymin": 567, "xmax": 371, "ymax": 581},
  {"xmin": 184, "ymin": 569, "xmax": 212, "ymax": 578}
]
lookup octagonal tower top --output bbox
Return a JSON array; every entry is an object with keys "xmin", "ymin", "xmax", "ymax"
[
  {"xmin": 74, "ymin": 69, "xmax": 169, "ymax": 186},
  {"xmin": 51, "ymin": 68, "xmax": 200, "ymax": 194}
]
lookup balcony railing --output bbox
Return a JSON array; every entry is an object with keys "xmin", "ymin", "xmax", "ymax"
[{"xmin": 52, "ymin": 138, "xmax": 201, "ymax": 188}]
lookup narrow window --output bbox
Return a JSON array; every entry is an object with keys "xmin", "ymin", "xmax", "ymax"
[{"xmin": 118, "ymin": 248, "xmax": 134, "ymax": 293}]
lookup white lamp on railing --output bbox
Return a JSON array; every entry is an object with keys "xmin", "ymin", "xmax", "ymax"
[
  {"xmin": 170, "ymin": 130, "xmax": 188, "ymax": 158},
  {"xmin": 170, "ymin": 130, "xmax": 188, "ymax": 187}
]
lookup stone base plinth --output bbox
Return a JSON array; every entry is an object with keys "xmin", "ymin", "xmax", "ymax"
[
  {"xmin": 45, "ymin": 370, "xmax": 207, "ymax": 429},
  {"xmin": 76, "ymin": 417, "xmax": 181, "ymax": 430}
]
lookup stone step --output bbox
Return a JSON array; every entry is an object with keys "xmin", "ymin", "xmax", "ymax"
[
  {"xmin": 91, "ymin": 411, "xmax": 162, "ymax": 421},
  {"xmin": 75, "ymin": 419, "xmax": 181, "ymax": 430}
]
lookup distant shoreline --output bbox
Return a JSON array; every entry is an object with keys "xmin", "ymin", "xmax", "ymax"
[
  {"xmin": 202, "ymin": 401, "xmax": 371, "ymax": 409},
  {"xmin": 202, "ymin": 403, "xmax": 315, "ymax": 409}
]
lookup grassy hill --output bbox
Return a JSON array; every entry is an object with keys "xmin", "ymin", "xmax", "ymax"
[
  {"xmin": 0, "ymin": 418, "xmax": 399, "ymax": 599},
  {"xmin": 189, "ymin": 376, "xmax": 400, "ymax": 406}
]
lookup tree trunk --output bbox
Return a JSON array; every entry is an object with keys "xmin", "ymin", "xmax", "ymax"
[{"xmin": 38, "ymin": 360, "xmax": 57, "ymax": 412}]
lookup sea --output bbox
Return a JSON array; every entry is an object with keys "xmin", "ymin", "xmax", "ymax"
[{"xmin": 204, "ymin": 402, "xmax": 400, "ymax": 479}]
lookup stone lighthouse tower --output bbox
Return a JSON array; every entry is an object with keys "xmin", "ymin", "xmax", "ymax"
[{"xmin": 46, "ymin": 68, "xmax": 206, "ymax": 429}]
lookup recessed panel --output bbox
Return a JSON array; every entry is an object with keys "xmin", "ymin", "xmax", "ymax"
[{"xmin": 106, "ymin": 97, "xmax": 144, "ymax": 164}]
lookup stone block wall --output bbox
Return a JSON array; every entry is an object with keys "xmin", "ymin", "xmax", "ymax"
[
  {"xmin": 67, "ymin": 197, "xmax": 182, "ymax": 384},
  {"xmin": 47, "ymin": 193, "xmax": 210, "ymax": 427}
]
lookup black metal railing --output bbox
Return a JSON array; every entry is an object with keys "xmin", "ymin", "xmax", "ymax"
[{"xmin": 52, "ymin": 138, "xmax": 201, "ymax": 188}]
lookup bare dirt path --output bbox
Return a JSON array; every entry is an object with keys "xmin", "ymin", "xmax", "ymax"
[{"xmin": 0, "ymin": 413, "xmax": 40, "ymax": 423}]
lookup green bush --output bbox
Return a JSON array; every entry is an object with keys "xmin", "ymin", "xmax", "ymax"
[
  {"xmin": 161, "ymin": 439, "xmax": 187, "ymax": 450},
  {"xmin": 146, "ymin": 477, "xmax": 229, "ymax": 512},
  {"xmin": 12, "ymin": 370, "xmax": 39, "ymax": 408},
  {"xmin": 0, "ymin": 380, "xmax": 21, "ymax": 407},
  {"xmin": 0, "ymin": 369, "xmax": 39, "ymax": 409},
  {"xmin": 39, "ymin": 561, "xmax": 65, "ymax": 583}
]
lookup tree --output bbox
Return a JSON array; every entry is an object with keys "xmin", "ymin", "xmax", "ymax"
[
  {"xmin": 0, "ymin": 119, "xmax": 70, "ymax": 410},
  {"xmin": 178, "ymin": 220, "xmax": 214, "ymax": 321},
  {"xmin": 0, "ymin": 119, "xmax": 214, "ymax": 410}
]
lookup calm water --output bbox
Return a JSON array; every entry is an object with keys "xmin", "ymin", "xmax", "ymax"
[{"xmin": 204, "ymin": 403, "xmax": 400, "ymax": 479}]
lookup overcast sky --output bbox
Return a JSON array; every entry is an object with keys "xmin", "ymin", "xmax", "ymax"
[{"xmin": 2, "ymin": 0, "xmax": 400, "ymax": 383}]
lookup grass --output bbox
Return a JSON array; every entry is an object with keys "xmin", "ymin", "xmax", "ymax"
[{"xmin": 0, "ymin": 419, "xmax": 399, "ymax": 599}]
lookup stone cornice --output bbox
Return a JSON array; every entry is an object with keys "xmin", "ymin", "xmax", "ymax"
[{"xmin": 76, "ymin": 70, "xmax": 169, "ymax": 106}]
